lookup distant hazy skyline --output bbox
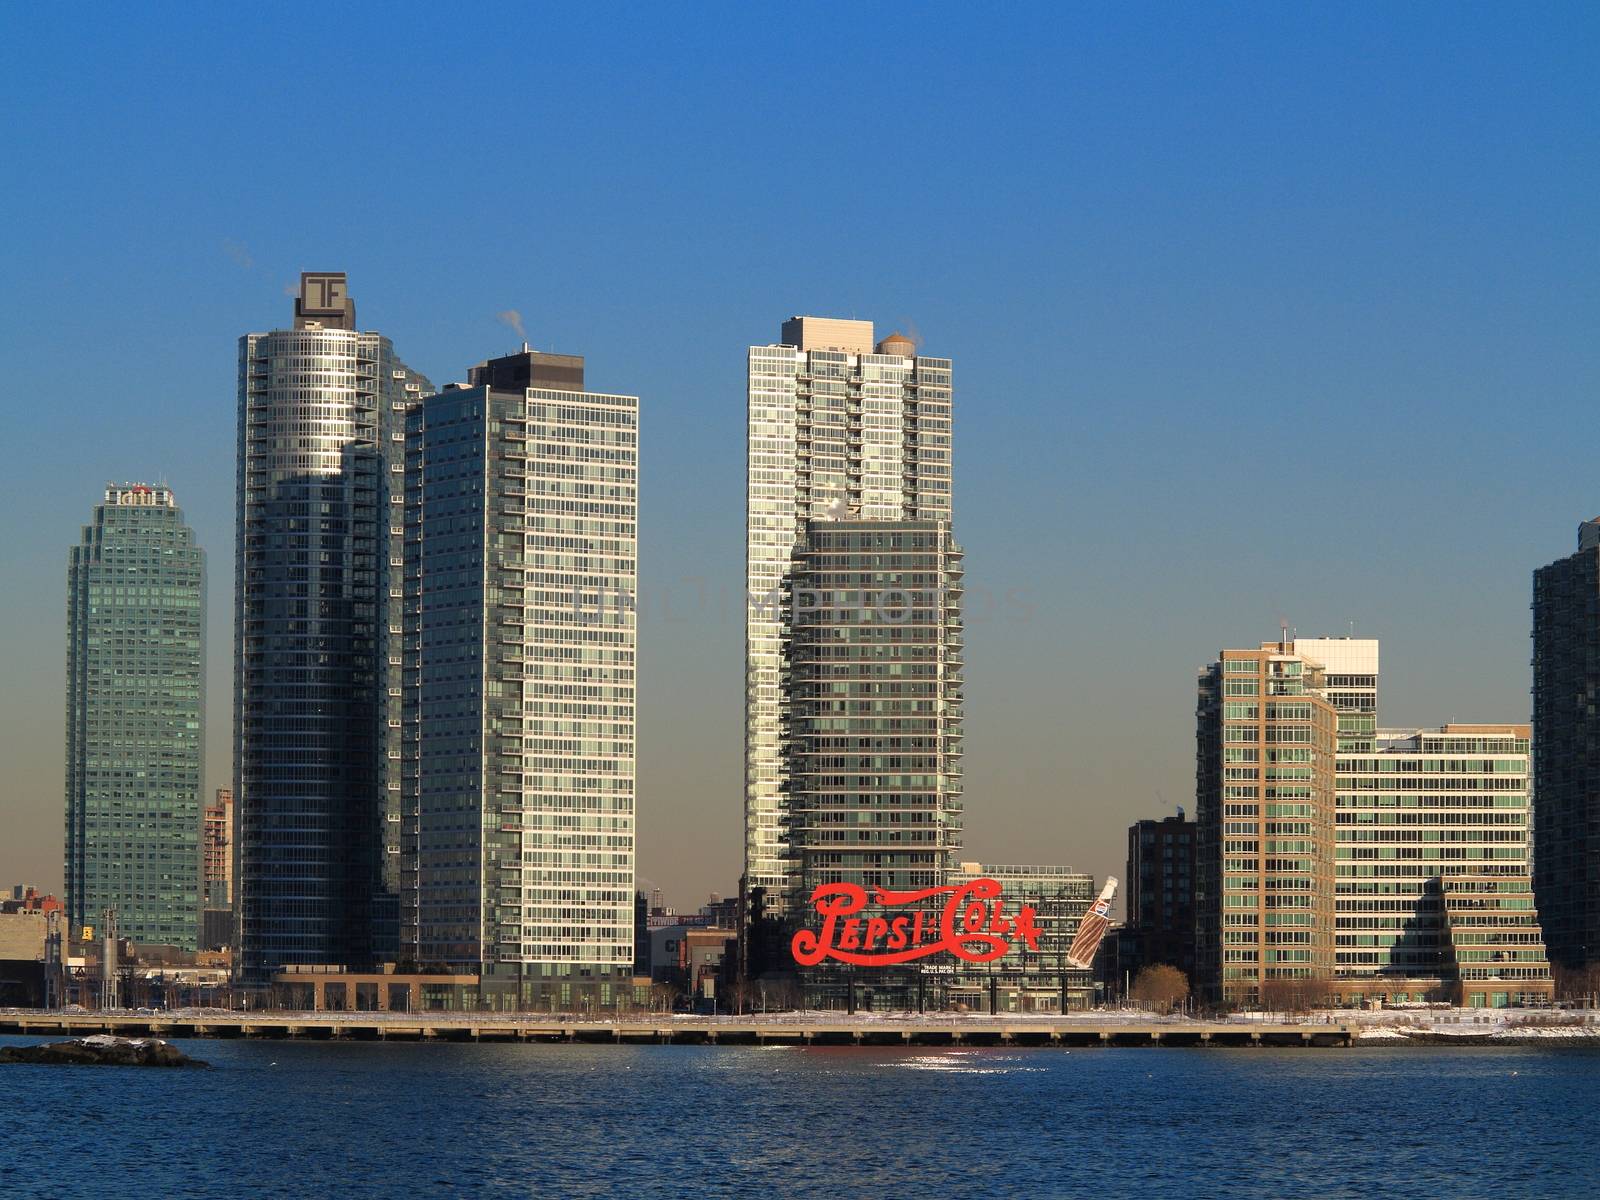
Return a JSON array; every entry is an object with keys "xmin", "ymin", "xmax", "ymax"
[{"xmin": 2, "ymin": 4, "xmax": 1596, "ymax": 910}]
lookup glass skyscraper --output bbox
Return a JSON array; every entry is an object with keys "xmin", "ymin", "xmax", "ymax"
[
  {"xmin": 745, "ymin": 318, "xmax": 953, "ymax": 914},
  {"xmin": 401, "ymin": 350, "xmax": 637, "ymax": 1009},
  {"xmin": 235, "ymin": 273, "xmax": 431, "ymax": 982},
  {"xmin": 65, "ymin": 484, "xmax": 204, "ymax": 950}
]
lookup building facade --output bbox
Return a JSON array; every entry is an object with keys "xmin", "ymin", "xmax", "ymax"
[
  {"xmin": 1334, "ymin": 724, "xmax": 1550, "ymax": 1006},
  {"xmin": 201, "ymin": 788, "xmax": 232, "ymax": 908},
  {"xmin": 200, "ymin": 788, "xmax": 233, "ymax": 951},
  {"xmin": 746, "ymin": 318, "xmax": 952, "ymax": 913},
  {"xmin": 948, "ymin": 863, "xmax": 1098, "ymax": 1012},
  {"xmin": 1441, "ymin": 875, "xmax": 1554, "ymax": 1008},
  {"xmin": 1125, "ymin": 815, "xmax": 1197, "ymax": 983},
  {"xmin": 1196, "ymin": 640, "xmax": 1339, "ymax": 1006},
  {"xmin": 1199, "ymin": 635, "xmax": 1552, "ymax": 1008},
  {"xmin": 1291, "ymin": 637, "xmax": 1379, "ymax": 754},
  {"xmin": 1532, "ymin": 519, "xmax": 1600, "ymax": 977},
  {"xmin": 234, "ymin": 273, "xmax": 431, "ymax": 982},
  {"xmin": 66, "ymin": 484, "xmax": 205, "ymax": 950},
  {"xmin": 401, "ymin": 349, "xmax": 637, "ymax": 1010},
  {"xmin": 782, "ymin": 518, "xmax": 963, "ymax": 1007}
]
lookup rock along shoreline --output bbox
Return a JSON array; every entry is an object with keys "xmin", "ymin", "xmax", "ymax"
[{"xmin": 0, "ymin": 1035, "xmax": 207, "ymax": 1068}]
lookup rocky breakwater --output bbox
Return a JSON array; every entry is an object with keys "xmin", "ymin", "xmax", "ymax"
[{"xmin": 0, "ymin": 1035, "xmax": 207, "ymax": 1068}]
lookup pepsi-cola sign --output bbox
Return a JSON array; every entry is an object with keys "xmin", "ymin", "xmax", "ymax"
[{"xmin": 791, "ymin": 878, "xmax": 1041, "ymax": 967}]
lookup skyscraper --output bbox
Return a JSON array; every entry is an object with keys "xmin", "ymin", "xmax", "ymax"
[
  {"xmin": 745, "ymin": 318, "xmax": 952, "ymax": 913},
  {"xmin": 783, "ymin": 517, "xmax": 963, "ymax": 1006},
  {"xmin": 1532, "ymin": 519, "xmax": 1600, "ymax": 977},
  {"xmin": 65, "ymin": 484, "xmax": 204, "ymax": 950},
  {"xmin": 401, "ymin": 349, "xmax": 637, "ymax": 1009},
  {"xmin": 1195, "ymin": 639, "xmax": 1338, "ymax": 1006},
  {"xmin": 234, "ymin": 273, "xmax": 431, "ymax": 982}
]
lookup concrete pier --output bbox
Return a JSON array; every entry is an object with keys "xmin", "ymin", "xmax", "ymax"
[{"xmin": 0, "ymin": 1012, "xmax": 1354, "ymax": 1047}]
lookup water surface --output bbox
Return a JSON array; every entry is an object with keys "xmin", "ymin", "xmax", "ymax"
[{"xmin": 2, "ymin": 1037, "xmax": 1594, "ymax": 1198}]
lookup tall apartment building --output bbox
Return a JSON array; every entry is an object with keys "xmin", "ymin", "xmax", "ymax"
[
  {"xmin": 235, "ymin": 273, "xmax": 432, "ymax": 982},
  {"xmin": 66, "ymin": 484, "xmax": 204, "ymax": 950},
  {"xmin": 401, "ymin": 349, "xmax": 637, "ymax": 1009},
  {"xmin": 1532, "ymin": 519, "xmax": 1600, "ymax": 976},
  {"xmin": 783, "ymin": 518, "xmax": 963, "ymax": 1007},
  {"xmin": 746, "ymin": 318, "xmax": 952, "ymax": 914},
  {"xmin": 1126, "ymin": 815, "xmax": 1197, "ymax": 982},
  {"xmin": 1195, "ymin": 639, "xmax": 1338, "ymax": 1005}
]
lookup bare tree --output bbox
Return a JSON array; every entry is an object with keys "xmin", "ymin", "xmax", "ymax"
[
  {"xmin": 649, "ymin": 981, "xmax": 682, "ymax": 1014},
  {"xmin": 1553, "ymin": 962, "xmax": 1600, "ymax": 1004},
  {"xmin": 1130, "ymin": 964, "xmax": 1189, "ymax": 1011},
  {"xmin": 759, "ymin": 978, "xmax": 801, "ymax": 1013},
  {"xmin": 1259, "ymin": 975, "xmax": 1334, "ymax": 1015}
]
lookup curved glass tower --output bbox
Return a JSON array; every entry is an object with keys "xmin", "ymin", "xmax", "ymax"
[
  {"xmin": 66, "ymin": 484, "xmax": 205, "ymax": 950},
  {"xmin": 235, "ymin": 273, "xmax": 430, "ymax": 982}
]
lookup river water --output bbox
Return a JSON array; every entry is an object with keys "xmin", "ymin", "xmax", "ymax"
[{"xmin": 2, "ymin": 1038, "xmax": 1595, "ymax": 1197}]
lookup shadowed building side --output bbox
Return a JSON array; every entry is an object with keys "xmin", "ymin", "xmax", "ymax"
[
  {"xmin": 234, "ymin": 273, "xmax": 431, "ymax": 983},
  {"xmin": 782, "ymin": 518, "xmax": 963, "ymax": 1009},
  {"xmin": 1532, "ymin": 519, "xmax": 1600, "ymax": 979}
]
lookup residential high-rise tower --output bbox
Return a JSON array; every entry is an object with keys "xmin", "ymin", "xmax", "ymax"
[
  {"xmin": 783, "ymin": 517, "xmax": 964, "ymax": 1006},
  {"xmin": 745, "ymin": 318, "xmax": 952, "ymax": 913},
  {"xmin": 200, "ymin": 787, "xmax": 234, "ymax": 951},
  {"xmin": 234, "ymin": 273, "xmax": 431, "ymax": 982},
  {"xmin": 401, "ymin": 349, "xmax": 637, "ymax": 1009},
  {"xmin": 1333, "ymin": 723, "xmax": 1550, "ymax": 1007},
  {"xmin": 1125, "ymin": 814, "xmax": 1197, "ymax": 982},
  {"xmin": 201, "ymin": 788, "xmax": 233, "ymax": 909},
  {"xmin": 1195, "ymin": 639, "xmax": 1339, "ymax": 1006},
  {"xmin": 65, "ymin": 484, "xmax": 204, "ymax": 950}
]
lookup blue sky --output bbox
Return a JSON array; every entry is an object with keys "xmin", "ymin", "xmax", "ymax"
[{"xmin": 1, "ymin": 3, "xmax": 1596, "ymax": 906}]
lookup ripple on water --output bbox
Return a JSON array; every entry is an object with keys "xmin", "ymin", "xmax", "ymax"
[{"xmin": 1, "ymin": 1038, "xmax": 1596, "ymax": 1199}]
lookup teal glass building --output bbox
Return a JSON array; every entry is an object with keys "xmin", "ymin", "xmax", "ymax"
[{"xmin": 65, "ymin": 484, "xmax": 205, "ymax": 949}]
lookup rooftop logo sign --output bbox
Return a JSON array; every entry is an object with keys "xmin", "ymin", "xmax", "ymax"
[{"xmin": 791, "ymin": 878, "xmax": 1041, "ymax": 967}]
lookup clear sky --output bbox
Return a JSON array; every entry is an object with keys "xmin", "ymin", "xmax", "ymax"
[{"xmin": 1, "ymin": 4, "xmax": 1596, "ymax": 910}]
